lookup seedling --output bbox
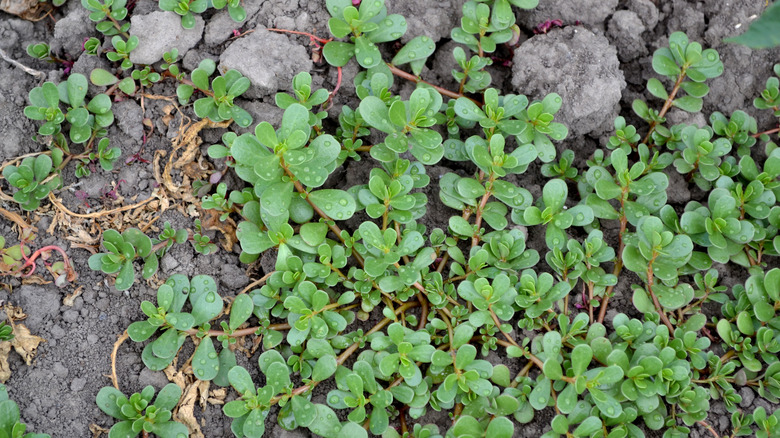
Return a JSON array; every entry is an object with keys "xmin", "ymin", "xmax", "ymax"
[
  {"xmin": 24, "ymin": 73, "xmax": 115, "ymax": 152},
  {"xmin": 0, "ymin": 322, "xmax": 13, "ymax": 342},
  {"xmin": 176, "ymin": 59, "xmax": 253, "ymax": 128},
  {"xmin": 2, "ymin": 155, "xmax": 61, "ymax": 211},
  {"xmin": 81, "ymin": 0, "xmax": 130, "ymax": 37},
  {"xmin": 159, "ymin": 0, "xmax": 245, "ymax": 29},
  {"xmin": 87, "ymin": 228, "xmax": 159, "ymax": 291},
  {"xmin": 96, "ymin": 384, "xmax": 187, "ymax": 438}
]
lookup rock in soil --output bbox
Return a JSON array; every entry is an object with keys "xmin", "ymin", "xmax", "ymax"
[
  {"xmin": 129, "ymin": 11, "xmax": 205, "ymax": 65},
  {"xmin": 218, "ymin": 28, "xmax": 313, "ymax": 99},
  {"xmin": 511, "ymin": 27, "xmax": 625, "ymax": 138}
]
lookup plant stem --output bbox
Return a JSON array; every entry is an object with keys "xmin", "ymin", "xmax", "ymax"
[
  {"xmin": 489, "ymin": 306, "xmax": 519, "ymax": 348},
  {"xmin": 437, "ymin": 308, "xmax": 454, "ymax": 352},
  {"xmin": 269, "ymin": 301, "xmax": 418, "ymax": 405},
  {"xmin": 471, "ymin": 176, "xmax": 495, "ymax": 247},
  {"xmin": 106, "ymin": 14, "xmax": 130, "ymax": 39},
  {"xmin": 698, "ymin": 420, "xmax": 720, "ymax": 438},
  {"xmin": 184, "ymin": 323, "xmax": 290, "ymax": 338},
  {"xmin": 641, "ymin": 67, "xmax": 687, "ymax": 146},
  {"xmin": 280, "ymin": 163, "xmax": 365, "ymax": 266},
  {"xmin": 751, "ymin": 126, "xmax": 780, "ymax": 138},
  {"xmin": 646, "ymin": 257, "xmax": 675, "ymax": 334},
  {"xmin": 19, "ymin": 244, "xmax": 77, "ymax": 282},
  {"xmin": 266, "ymin": 28, "xmax": 331, "ymax": 45},
  {"xmin": 386, "ymin": 63, "xmax": 478, "ymax": 105},
  {"xmin": 598, "ymin": 194, "xmax": 628, "ymax": 323}
]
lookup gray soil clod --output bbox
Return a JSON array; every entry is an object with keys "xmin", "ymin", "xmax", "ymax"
[
  {"xmin": 511, "ymin": 27, "xmax": 626, "ymax": 138},
  {"xmin": 0, "ymin": 0, "xmax": 779, "ymax": 437},
  {"xmin": 218, "ymin": 28, "xmax": 313, "ymax": 99},
  {"xmin": 129, "ymin": 11, "xmax": 205, "ymax": 65}
]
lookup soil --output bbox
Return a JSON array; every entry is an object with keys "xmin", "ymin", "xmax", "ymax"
[{"xmin": 0, "ymin": 0, "xmax": 779, "ymax": 437}]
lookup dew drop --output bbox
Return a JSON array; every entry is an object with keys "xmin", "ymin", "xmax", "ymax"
[
  {"xmin": 423, "ymin": 153, "xmax": 431, "ymax": 161},
  {"xmin": 168, "ymin": 316, "xmax": 178, "ymax": 325},
  {"xmin": 707, "ymin": 52, "xmax": 716, "ymax": 61},
  {"xmin": 364, "ymin": 57, "xmax": 374, "ymax": 64},
  {"xmin": 208, "ymin": 352, "xmax": 217, "ymax": 359},
  {"xmin": 205, "ymin": 292, "xmax": 216, "ymax": 303},
  {"xmin": 576, "ymin": 214, "xmax": 584, "ymax": 221},
  {"xmin": 339, "ymin": 199, "xmax": 348, "ymax": 206},
  {"xmin": 384, "ymin": 19, "xmax": 392, "ymax": 26},
  {"xmin": 408, "ymin": 52, "xmax": 416, "ymax": 59},
  {"xmin": 197, "ymin": 369, "xmax": 204, "ymax": 376},
  {"xmin": 325, "ymin": 203, "xmax": 333, "ymax": 210},
  {"xmin": 391, "ymin": 32, "xmax": 402, "ymax": 38}
]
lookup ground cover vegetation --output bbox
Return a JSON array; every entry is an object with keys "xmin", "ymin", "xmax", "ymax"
[{"xmin": 2, "ymin": 0, "xmax": 780, "ymax": 437}]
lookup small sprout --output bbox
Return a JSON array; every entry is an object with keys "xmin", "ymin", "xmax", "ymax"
[
  {"xmin": 323, "ymin": 0, "xmax": 407, "ymax": 68},
  {"xmin": 87, "ymin": 228, "xmax": 157, "ymax": 291},
  {"xmin": 2, "ymin": 155, "xmax": 60, "ymax": 211},
  {"xmin": 82, "ymin": 0, "xmax": 130, "ymax": 36},
  {"xmin": 0, "ymin": 321, "xmax": 13, "ymax": 341},
  {"xmin": 96, "ymin": 384, "xmax": 188, "ymax": 437},
  {"xmin": 192, "ymin": 219, "xmax": 218, "ymax": 255},
  {"xmin": 105, "ymin": 35, "xmax": 138, "ymax": 70},
  {"xmin": 83, "ymin": 37, "xmax": 101, "ymax": 55},
  {"xmin": 177, "ymin": 59, "xmax": 253, "ymax": 128}
]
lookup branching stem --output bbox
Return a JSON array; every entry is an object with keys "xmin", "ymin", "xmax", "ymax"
[{"xmin": 641, "ymin": 67, "xmax": 688, "ymax": 146}]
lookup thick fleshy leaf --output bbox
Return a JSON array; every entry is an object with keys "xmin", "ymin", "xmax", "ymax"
[{"xmin": 309, "ymin": 189, "xmax": 356, "ymax": 220}]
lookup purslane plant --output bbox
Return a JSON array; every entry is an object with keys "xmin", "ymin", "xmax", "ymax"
[
  {"xmin": 2, "ymin": 155, "xmax": 61, "ymax": 211},
  {"xmin": 24, "ymin": 73, "xmax": 115, "ymax": 151},
  {"xmin": 159, "ymin": 0, "xmax": 246, "ymax": 29},
  {"xmin": 63, "ymin": 3, "xmax": 780, "ymax": 437},
  {"xmin": 176, "ymin": 59, "xmax": 253, "ymax": 128},
  {"xmin": 96, "ymin": 383, "xmax": 187, "ymax": 438}
]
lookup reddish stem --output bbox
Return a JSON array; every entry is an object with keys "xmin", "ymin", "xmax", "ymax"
[
  {"xmin": 19, "ymin": 245, "xmax": 77, "ymax": 282},
  {"xmin": 386, "ymin": 63, "xmax": 479, "ymax": 105},
  {"xmin": 266, "ymin": 28, "xmax": 332, "ymax": 45},
  {"xmin": 752, "ymin": 126, "xmax": 780, "ymax": 138},
  {"xmin": 641, "ymin": 68, "xmax": 687, "ymax": 146}
]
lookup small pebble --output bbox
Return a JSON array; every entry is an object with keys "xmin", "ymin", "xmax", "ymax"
[{"xmin": 70, "ymin": 377, "xmax": 86, "ymax": 392}]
